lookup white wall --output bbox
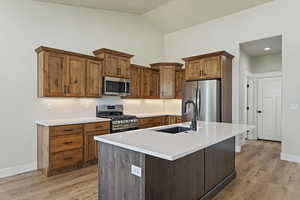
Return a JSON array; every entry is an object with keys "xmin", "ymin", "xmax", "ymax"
[
  {"xmin": 251, "ymin": 53, "xmax": 282, "ymax": 73},
  {"xmin": 164, "ymin": 0, "xmax": 300, "ymax": 158},
  {"xmin": 0, "ymin": 0, "xmax": 164, "ymax": 172}
]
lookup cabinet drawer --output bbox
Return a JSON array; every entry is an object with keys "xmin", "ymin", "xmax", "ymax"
[
  {"xmin": 51, "ymin": 148, "xmax": 83, "ymax": 169},
  {"xmin": 84, "ymin": 122, "xmax": 110, "ymax": 132},
  {"xmin": 51, "ymin": 124, "xmax": 83, "ymax": 136},
  {"xmin": 139, "ymin": 117, "xmax": 163, "ymax": 125},
  {"xmin": 51, "ymin": 134, "xmax": 83, "ymax": 153}
]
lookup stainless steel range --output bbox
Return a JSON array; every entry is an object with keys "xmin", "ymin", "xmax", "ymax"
[{"xmin": 96, "ymin": 105, "xmax": 138, "ymax": 133}]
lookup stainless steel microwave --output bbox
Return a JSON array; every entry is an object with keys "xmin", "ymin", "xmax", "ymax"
[{"xmin": 103, "ymin": 76, "xmax": 131, "ymax": 96}]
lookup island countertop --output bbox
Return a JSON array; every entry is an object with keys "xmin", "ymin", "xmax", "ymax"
[{"xmin": 94, "ymin": 121, "xmax": 255, "ymax": 161}]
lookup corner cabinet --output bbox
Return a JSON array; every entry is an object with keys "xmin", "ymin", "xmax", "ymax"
[
  {"xmin": 150, "ymin": 62, "xmax": 183, "ymax": 99},
  {"xmin": 141, "ymin": 68, "xmax": 160, "ymax": 99},
  {"xmin": 36, "ymin": 46, "xmax": 103, "ymax": 97},
  {"xmin": 183, "ymin": 51, "xmax": 233, "ymax": 81},
  {"xmin": 93, "ymin": 48, "xmax": 133, "ymax": 79}
]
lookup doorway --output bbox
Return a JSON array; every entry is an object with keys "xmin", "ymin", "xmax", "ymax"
[{"xmin": 239, "ymin": 35, "xmax": 282, "ymax": 142}]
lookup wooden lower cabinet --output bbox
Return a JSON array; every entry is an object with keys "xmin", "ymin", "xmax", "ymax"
[
  {"xmin": 84, "ymin": 129, "xmax": 110, "ymax": 163},
  {"xmin": 37, "ymin": 121, "xmax": 110, "ymax": 177}
]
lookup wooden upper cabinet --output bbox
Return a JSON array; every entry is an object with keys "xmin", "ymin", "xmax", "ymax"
[
  {"xmin": 36, "ymin": 46, "xmax": 103, "ymax": 97},
  {"xmin": 175, "ymin": 70, "xmax": 184, "ymax": 99},
  {"xmin": 150, "ymin": 70, "xmax": 160, "ymax": 98},
  {"xmin": 93, "ymin": 48, "xmax": 134, "ymax": 79},
  {"xmin": 86, "ymin": 60, "xmax": 103, "ymax": 97},
  {"xmin": 150, "ymin": 62, "xmax": 183, "ymax": 99},
  {"xmin": 141, "ymin": 68, "xmax": 152, "ymax": 98},
  {"xmin": 183, "ymin": 51, "xmax": 234, "ymax": 81},
  {"xmin": 185, "ymin": 59, "xmax": 202, "ymax": 81},
  {"xmin": 119, "ymin": 57, "xmax": 131, "ymax": 78},
  {"xmin": 130, "ymin": 64, "xmax": 142, "ymax": 98},
  {"xmin": 202, "ymin": 56, "xmax": 221, "ymax": 79},
  {"xmin": 105, "ymin": 54, "xmax": 119, "ymax": 77},
  {"xmin": 43, "ymin": 51, "xmax": 68, "ymax": 97},
  {"xmin": 66, "ymin": 56, "xmax": 86, "ymax": 97}
]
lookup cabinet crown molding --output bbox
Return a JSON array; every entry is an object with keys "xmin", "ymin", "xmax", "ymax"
[
  {"xmin": 182, "ymin": 51, "xmax": 234, "ymax": 62},
  {"xmin": 93, "ymin": 48, "xmax": 134, "ymax": 58},
  {"xmin": 35, "ymin": 46, "xmax": 102, "ymax": 61},
  {"xmin": 150, "ymin": 62, "xmax": 183, "ymax": 68}
]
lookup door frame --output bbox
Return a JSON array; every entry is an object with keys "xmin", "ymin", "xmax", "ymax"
[{"xmin": 246, "ymin": 72, "xmax": 282, "ymax": 140}]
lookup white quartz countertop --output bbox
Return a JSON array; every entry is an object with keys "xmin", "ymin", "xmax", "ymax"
[
  {"xmin": 94, "ymin": 121, "xmax": 255, "ymax": 161},
  {"xmin": 127, "ymin": 113, "xmax": 182, "ymax": 118},
  {"xmin": 36, "ymin": 117, "xmax": 111, "ymax": 126}
]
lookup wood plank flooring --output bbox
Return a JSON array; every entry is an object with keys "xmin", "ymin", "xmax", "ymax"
[{"xmin": 1, "ymin": 140, "xmax": 300, "ymax": 200}]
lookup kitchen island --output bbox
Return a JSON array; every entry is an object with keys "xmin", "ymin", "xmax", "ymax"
[{"xmin": 94, "ymin": 121, "xmax": 254, "ymax": 200}]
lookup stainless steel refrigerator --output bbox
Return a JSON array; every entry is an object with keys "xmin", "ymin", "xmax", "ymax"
[{"xmin": 182, "ymin": 80, "xmax": 221, "ymax": 122}]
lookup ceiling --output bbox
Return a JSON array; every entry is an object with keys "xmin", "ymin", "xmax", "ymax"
[
  {"xmin": 143, "ymin": 0, "xmax": 274, "ymax": 33},
  {"xmin": 240, "ymin": 36, "xmax": 282, "ymax": 57},
  {"xmin": 35, "ymin": 0, "xmax": 174, "ymax": 14}
]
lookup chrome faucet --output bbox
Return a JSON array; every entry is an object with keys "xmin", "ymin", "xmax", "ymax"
[{"xmin": 183, "ymin": 100, "xmax": 197, "ymax": 131}]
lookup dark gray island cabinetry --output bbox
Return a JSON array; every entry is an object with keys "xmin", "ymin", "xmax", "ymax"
[{"xmin": 98, "ymin": 137, "xmax": 236, "ymax": 200}]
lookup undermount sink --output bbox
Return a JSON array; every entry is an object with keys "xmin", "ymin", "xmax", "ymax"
[{"xmin": 155, "ymin": 126, "xmax": 192, "ymax": 134}]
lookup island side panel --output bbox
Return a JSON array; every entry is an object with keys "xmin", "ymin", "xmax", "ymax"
[
  {"xmin": 98, "ymin": 142, "xmax": 145, "ymax": 200},
  {"xmin": 145, "ymin": 150, "xmax": 205, "ymax": 200},
  {"xmin": 204, "ymin": 137, "xmax": 236, "ymax": 194}
]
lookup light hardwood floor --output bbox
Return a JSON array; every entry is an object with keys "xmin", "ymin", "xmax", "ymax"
[{"xmin": 1, "ymin": 141, "xmax": 300, "ymax": 200}]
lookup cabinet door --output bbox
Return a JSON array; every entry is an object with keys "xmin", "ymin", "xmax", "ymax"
[
  {"xmin": 85, "ymin": 132, "xmax": 98, "ymax": 162},
  {"xmin": 175, "ymin": 70, "xmax": 184, "ymax": 99},
  {"xmin": 160, "ymin": 66, "xmax": 175, "ymax": 99},
  {"xmin": 45, "ymin": 52, "xmax": 68, "ymax": 96},
  {"xmin": 119, "ymin": 57, "xmax": 130, "ymax": 78},
  {"xmin": 141, "ymin": 69, "xmax": 151, "ymax": 98},
  {"xmin": 105, "ymin": 54, "xmax": 119, "ymax": 77},
  {"xmin": 66, "ymin": 56, "xmax": 86, "ymax": 97},
  {"xmin": 185, "ymin": 59, "xmax": 202, "ymax": 80},
  {"xmin": 84, "ymin": 130, "xmax": 109, "ymax": 162},
  {"xmin": 202, "ymin": 56, "xmax": 221, "ymax": 79},
  {"xmin": 204, "ymin": 137, "xmax": 235, "ymax": 193},
  {"xmin": 150, "ymin": 70, "xmax": 160, "ymax": 98},
  {"xmin": 86, "ymin": 60, "xmax": 103, "ymax": 97},
  {"xmin": 130, "ymin": 66, "xmax": 141, "ymax": 98}
]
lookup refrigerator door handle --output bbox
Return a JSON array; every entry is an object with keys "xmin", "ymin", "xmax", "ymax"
[
  {"xmin": 195, "ymin": 87, "xmax": 199, "ymax": 114},
  {"xmin": 198, "ymin": 87, "xmax": 201, "ymax": 120}
]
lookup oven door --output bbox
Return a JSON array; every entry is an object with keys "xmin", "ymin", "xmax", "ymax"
[{"xmin": 104, "ymin": 77, "xmax": 130, "ymax": 96}]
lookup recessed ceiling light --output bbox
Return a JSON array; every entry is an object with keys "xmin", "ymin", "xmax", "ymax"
[{"xmin": 264, "ymin": 47, "xmax": 271, "ymax": 51}]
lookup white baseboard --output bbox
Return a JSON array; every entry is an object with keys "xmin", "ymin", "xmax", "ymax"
[
  {"xmin": 0, "ymin": 162, "xmax": 37, "ymax": 179},
  {"xmin": 281, "ymin": 153, "xmax": 300, "ymax": 164},
  {"xmin": 235, "ymin": 146, "xmax": 241, "ymax": 153}
]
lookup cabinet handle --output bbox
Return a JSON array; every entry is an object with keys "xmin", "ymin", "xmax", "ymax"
[
  {"xmin": 64, "ymin": 157, "xmax": 73, "ymax": 161},
  {"xmin": 64, "ymin": 141, "xmax": 73, "ymax": 145},
  {"xmin": 64, "ymin": 86, "xmax": 67, "ymax": 94},
  {"xmin": 64, "ymin": 129, "xmax": 73, "ymax": 132},
  {"xmin": 96, "ymin": 126, "xmax": 103, "ymax": 128}
]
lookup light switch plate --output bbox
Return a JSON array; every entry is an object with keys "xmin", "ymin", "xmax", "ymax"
[{"xmin": 131, "ymin": 165, "xmax": 142, "ymax": 177}]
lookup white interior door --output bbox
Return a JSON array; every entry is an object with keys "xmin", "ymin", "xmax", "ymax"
[{"xmin": 257, "ymin": 77, "xmax": 282, "ymax": 141}]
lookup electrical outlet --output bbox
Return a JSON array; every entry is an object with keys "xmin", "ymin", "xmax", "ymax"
[{"xmin": 131, "ymin": 165, "xmax": 142, "ymax": 177}]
